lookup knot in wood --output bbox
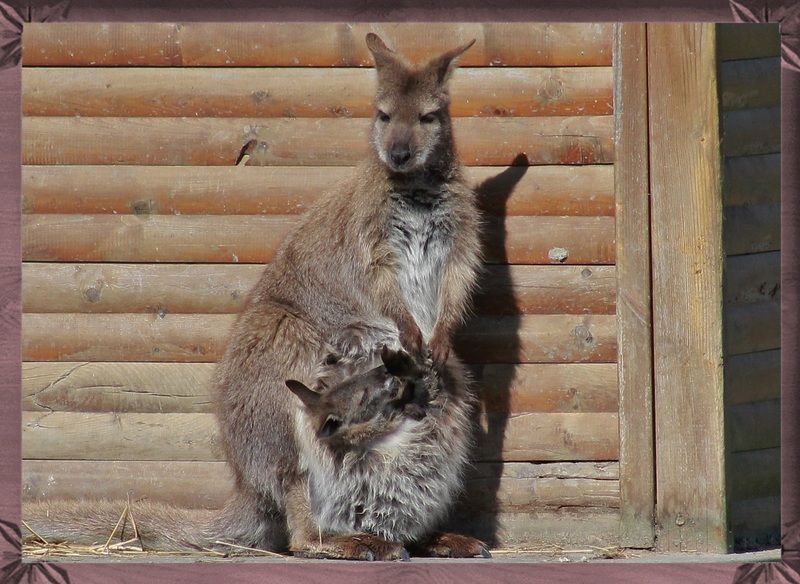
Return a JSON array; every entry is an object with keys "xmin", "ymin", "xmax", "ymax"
[{"xmin": 548, "ymin": 247, "xmax": 569, "ymax": 263}]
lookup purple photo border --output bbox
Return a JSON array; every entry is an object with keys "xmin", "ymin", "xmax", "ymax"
[{"xmin": 0, "ymin": 1, "xmax": 797, "ymax": 582}]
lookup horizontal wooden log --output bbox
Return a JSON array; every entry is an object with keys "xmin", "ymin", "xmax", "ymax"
[
  {"xmin": 22, "ymin": 215, "xmax": 616, "ymax": 265},
  {"xmin": 22, "ymin": 164, "xmax": 615, "ymax": 217},
  {"xmin": 727, "ymin": 399, "xmax": 781, "ymax": 453},
  {"xmin": 22, "ymin": 411, "xmax": 618, "ymax": 462},
  {"xmin": 729, "ymin": 496, "xmax": 781, "ymax": 551},
  {"xmin": 729, "ymin": 448, "xmax": 780, "ymax": 501},
  {"xmin": 22, "ymin": 116, "xmax": 615, "ymax": 166},
  {"xmin": 723, "ymin": 153, "xmax": 780, "ymax": 207},
  {"xmin": 724, "ymin": 301, "xmax": 780, "ymax": 356},
  {"xmin": 22, "ymin": 23, "xmax": 613, "ymax": 67},
  {"xmin": 22, "ymin": 314, "xmax": 618, "ymax": 364},
  {"xmin": 23, "ymin": 67, "xmax": 613, "ymax": 118},
  {"xmin": 725, "ymin": 349, "xmax": 780, "ymax": 406},
  {"xmin": 21, "ymin": 361, "xmax": 618, "ymax": 414},
  {"xmin": 723, "ymin": 203, "xmax": 780, "ymax": 256},
  {"xmin": 724, "ymin": 251, "xmax": 780, "ymax": 305},
  {"xmin": 719, "ymin": 58, "xmax": 780, "ymax": 112},
  {"xmin": 21, "ymin": 460, "xmax": 620, "ymax": 512},
  {"xmin": 721, "ymin": 107, "xmax": 780, "ymax": 157},
  {"xmin": 716, "ymin": 24, "xmax": 781, "ymax": 61},
  {"xmin": 22, "ymin": 263, "xmax": 616, "ymax": 315}
]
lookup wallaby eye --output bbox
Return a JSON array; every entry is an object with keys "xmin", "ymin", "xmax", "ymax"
[
  {"xmin": 318, "ymin": 415, "xmax": 342, "ymax": 438},
  {"xmin": 377, "ymin": 110, "xmax": 391, "ymax": 123},
  {"xmin": 419, "ymin": 112, "xmax": 438, "ymax": 124}
]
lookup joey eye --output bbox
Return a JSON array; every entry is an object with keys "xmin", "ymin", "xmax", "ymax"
[
  {"xmin": 419, "ymin": 112, "xmax": 438, "ymax": 124},
  {"xmin": 377, "ymin": 111, "xmax": 391, "ymax": 123},
  {"xmin": 318, "ymin": 415, "xmax": 342, "ymax": 438}
]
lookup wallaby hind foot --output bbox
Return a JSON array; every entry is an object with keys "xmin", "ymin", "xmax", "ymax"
[
  {"xmin": 409, "ymin": 532, "xmax": 492, "ymax": 558},
  {"xmin": 294, "ymin": 533, "xmax": 409, "ymax": 561}
]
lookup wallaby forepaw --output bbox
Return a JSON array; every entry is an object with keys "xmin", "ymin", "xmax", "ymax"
[
  {"xmin": 411, "ymin": 532, "xmax": 491, "ymax": 558},
  {"xmin": 294, "ymin": 533, "xmax": 408, "ymax": 561}
]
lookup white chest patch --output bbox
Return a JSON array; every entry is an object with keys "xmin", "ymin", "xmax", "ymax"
[{"xmin": 388, "ymin": 188, "xmax": 453, "ymax": 339}]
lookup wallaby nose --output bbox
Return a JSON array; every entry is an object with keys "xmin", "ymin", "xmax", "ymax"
[{"xmin": 390, "ymin": 144, "xmax": 411, "ymax": 166}]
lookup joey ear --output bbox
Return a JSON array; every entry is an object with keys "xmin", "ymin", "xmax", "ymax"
[
  {"xmin": 428, "ymin": 38, "xmax": 476, "ymax": 85},
  {"xmin": 381, "ymin": 345, "xmax": 418, "ymax": 378},
  {"xmin": 285, "ymin": 380, "xmax": 321, "ymax": 409}
]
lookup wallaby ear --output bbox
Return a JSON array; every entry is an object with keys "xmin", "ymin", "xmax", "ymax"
[
  {"xmin": 285, "ymin": 380, "xmax": 321, "ymax": 409},
  {"xmin": 428, "ymin": 38, "xmax": 476, "ymax": 85},
  {"xmin": 317, "ymin": 415, "xmax": 342, "ymax": 439},
  {"xmin": 366, "ymin": 33, "xmax": 406, "ymax": 72},
  {"xmin": 381, "ymin": 345, "xmax": 418, "ymax": 378}
]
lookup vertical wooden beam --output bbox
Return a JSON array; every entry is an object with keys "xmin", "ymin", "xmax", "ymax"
[
  {"xmin": 647, "ymin": 23, "xmax": 728, "ymax": 553},
  {"xmin": 613, "ymin": 22, "xmax": 655, "ymax": 549}
]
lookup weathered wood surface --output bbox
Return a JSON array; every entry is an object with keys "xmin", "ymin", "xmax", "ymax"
[
  {"xmin": 716, "ymin": 23, "xmax": 780, "ymax": 61},
  {"xmin": 723, "ymin": 203, "xmax": 780, "ymax": 256},
  {"xmin": 648, "ymin": 23, "xmax": 727, "ymax": 553},
  {"xmin": 728, "ymin": 496, "xmax": 781, "ymax": 550},
  {"xmin": 723, "ymin": 153, "xmax": 780, "ymax": 206},
  {"xmin": 613, "ymin": 22, "xmax": 654, "ymax": 549},
  {"xmin": 22, "ymin": 23, "xmax": 613, "ymax": 67},
  {"xmin": 22, "ymin": 362, "xmax": 619, "ymax": 414},
  {"xmin": 23, "ymin": 67, "xmax": 613, "ymax": 118},
  {"xmin": 724, "ymin": 251, "xmax": 780, "ymax": 305},
  {"xmin": 22, "ymin": 411, "xmax": 619, "ymax": 462},
  {"xmin": 22, "ymin": 116, "xmax": 615, "ymax": 166},
  {"xmin": 22, "ymin": 215, "xmax": 616, "ymax": 265},
  {"xmin": 22, "ymin": 164, "xmax": 615, "ymax": 216},
  {"xmin": 727, "ymin": 399, "xmax": 781, "ymax": 453},
  {"xmin": 728, "ymin": 447, "xmax": 780, "ymax": 501},
  {"xmin": 22, "ymin": 460, "xmax": 621, "ymax": 511},
  {"xmin": 718, "ymin": 58, "xmax": 781, "ymax": 112},
  {"xmin": 21, "ymin": 313, "xmax": 618, "ymax": 364},
  {"xmin": 22, "ymin": 263, "xmax": 617, "ymax": 315},
  {"xmin": 724, "ymin": 301, "xmax": 780, "ymax": 356},
  {"xmin": 725, "ymin": 349, "xmax": 780, "ymax": 405},
  {"xmin": 721, "ymin": 107, "xmax": 780, "ymax": 157}
]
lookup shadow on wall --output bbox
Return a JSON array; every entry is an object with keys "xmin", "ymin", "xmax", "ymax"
[{"xmin": 447, "ymin": 153, "xmax": 529, "ymax": 546}]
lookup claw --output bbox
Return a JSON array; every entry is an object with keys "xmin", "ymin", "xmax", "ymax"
[
  {"xmin": 479, "ymin": 546, "xmax": 492, "ymax": 558},
  {"xmin": 399, "ymin": 548, "xmax": 411, "ymax": 561},
  {"xmin": 364, "ymin": 550, "xmax": 375, "ymax": 562}
]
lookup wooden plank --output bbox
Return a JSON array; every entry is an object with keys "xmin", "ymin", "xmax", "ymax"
[
  {"xmin": 724, "ymin": 251, "xmax": 780, "ymax": 305},
  {"xmin": 21, "ymin": 215, "xmax": 616, "ymax": 265},
  {"xmin": 725, "ymin": 349, "xmax": 780, "ymax": 405},
  {"xmin": 724, "ymin": 301, "xmax": 780, "ymax": 355},
  {"xmin": 718, "ymin": 58, "xmax": 780, "ymax": 111},
  {"xmin": 22, "ymin": 460, "xmax": 620, "ymax": 512},
  {"xmin": 22, "ymin": 263, "xmax": 616, "ymax": 315},
  {"xmin": 22, "ymin": 411, "xmax": 618, "ymax": 462},
  {"xmin": 723, "ymin": 153, "xmax": 780, "ymax": 207},
  {"xmin": 613, "ymin": 22, "xmax": 654, "ymax": 549},
  {"xmin": 22, "ymin": 362, "xmax": 618, "ymax": 414},
  {"xmin": 728, "ymin": 448, "xmax": 780, "ymax": 501},
  {"xmin": 721, "ymin": 107, "xmax": 780, "ymax": 157},
  {"xmin": 648, "ymin": 23, "xmax": 727, "ymax": 553},
  {"xmin": 22, "ymin": 164, "xmax": 615, "ymax": 217},
  {"xmin": 21, "ymin": 116, "xmax": 615, "ymax": 166},
  {"xmin": 22, "ymin": 23, "xmax": 613, "ymax": 67},
  {"xmin": 723, "ymin": 203, "xmax": 780, "ymax": 256},
  {"xmin": 22, "ymin": 67, "xmax": 614, "ymax": 118},
  {"xmin": 728, "ymin": 399, "xmax": 781, "ymax": 452},
  {"xmin": 716, "ymin": 24, "xmax": 780, "ymax": 61},
  {"xmin": 22, "ymin": 314, "xmax": 618, "ymax": 364},
  {"xmin": 729, "ymin": 496, "xmax": 781, "ymax": 551}
]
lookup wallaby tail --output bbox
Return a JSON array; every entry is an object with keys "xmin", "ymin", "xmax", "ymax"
[{"xmin": 22, "ymin": 499, "xmax": 217, "ymax": 552}]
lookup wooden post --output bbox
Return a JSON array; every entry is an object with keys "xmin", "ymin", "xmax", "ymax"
[
  {"xmin": 647, "ymin": 23, "xmax": 728, "ymax": 553},
  {"xmin": 613, "ymin": 22, "xmax": 655, "ymax": 549}
]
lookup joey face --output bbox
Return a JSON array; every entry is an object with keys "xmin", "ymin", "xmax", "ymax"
[
  {"xmin": 285, "ymin": 347, "xmax": 427, "ymax": 451},
  {"xmin": 365, "ymin": 33, "xmax": 475, "ymax": 174}
]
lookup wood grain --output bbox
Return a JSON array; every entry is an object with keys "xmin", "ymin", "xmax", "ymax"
[
  {"xmin": 22, "ymin": 22, "xmax": 613, "ymax": 67},
  {"xmin": 22, "ymin": 164, "xmax": 615, "ymax": 217},
  {"xmin": 723, "ymin": 153, "xmax": 781, "ymax": 207},
  {"xmin": 724, "ymin": 301, "xmax": 780, "ymax": 356},
  {"xmin": 718, "ymin": 58, "xmax": 780, "ymax": 112},
  {"xmin": 723, "ymin": 203, "xmax": 780, "ymax": 256},
  {"xmin": 22, "ymin": 116, "xmax": 615, "ymax": 166},
  {"xmin": 22, "ymin": 411, "xmax": 619, "ymax": 462},
  {"xmin": 22, "ymin": 361, "xmax": 619, "ymax": 414},
  {"xmin": 721, "ymin": 107, "xmax": 780, "ymax": 157},
  {"xmin": 728, "ymin": 448, "xmax": 780, "ymax": 501},
  {"xmin": 22, "ymin": 313, "xmax": 618, "ymax": 364},
  {"xmin": 22, "ymin": 215, "xmax": 616, "ymax": 265},
  {"xmin": 648, "ymin": 23, "xmax": 727, "ymax": 553},
  {"xmin": 727, "ymin": 399, "xmax": 781, "ymax": 453},
  {"xmin": 725, "ymin": 349, "xmax": 780, "ymax": 406},
  {"xmin": 22, "ymin": 263, "xmax": 616, "ymax": 315},
  {"xmin": 23, "ymin": 67, "xmax": 613, "ymax": 118},
  {"xmin": 613, "ymin": 22, "xmax": 654, "ymax": 548}
]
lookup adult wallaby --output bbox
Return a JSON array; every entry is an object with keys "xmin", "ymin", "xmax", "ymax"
[{"xmin": 210, "ymin": 33, "xmax": 483, "ymax": 557}]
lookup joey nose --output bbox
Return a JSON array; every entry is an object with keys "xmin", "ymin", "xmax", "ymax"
[{"xmin": 390, "ymin": 144, "xmax": 411, "ymax": 166}]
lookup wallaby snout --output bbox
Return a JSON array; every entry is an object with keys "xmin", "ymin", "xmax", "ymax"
[{"xmin": 390, "ymin": 142, "xmax": 412, "ymax": 167}]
